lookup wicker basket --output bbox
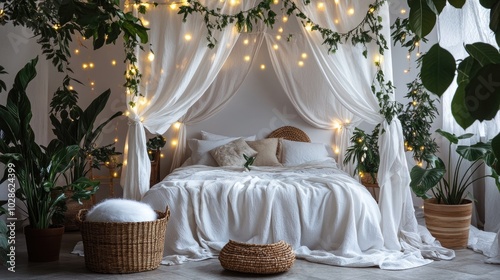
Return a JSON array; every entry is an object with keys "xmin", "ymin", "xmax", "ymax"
[
  {"xmin": 76, "ymin": 207, "xmax": 169, "ymax": 273},
  {"xmin": 219, "ymin": 240, "xmax": 295, "ymax": 274}
]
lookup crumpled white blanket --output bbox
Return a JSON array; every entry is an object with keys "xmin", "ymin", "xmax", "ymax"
[{"xmin": 140, "ymin": 160, "xmax": 447, "ymax": 270}]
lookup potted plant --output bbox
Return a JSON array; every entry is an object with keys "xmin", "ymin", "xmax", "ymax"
[
  {"xmin": 343, "ymin": 127, "xmax": 380, "ymax": 186},
  {"xmin": 0, "ymin": 58, "xmax": 99, "ymax": 261},
  {"xmin": 410, "ymin": 129, "xmax": 500, "ymax": 249},
  {"xmin": 146, "ymin": 135, "xmax": 166, "ymax": 186}
]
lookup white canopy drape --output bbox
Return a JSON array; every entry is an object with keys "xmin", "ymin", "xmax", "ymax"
[
  {"xmin": 122, "ymin": 0, "xmax": 455, "ymax": 264},
  {"xmin": 170, "ymin": 32, "xmax": 265, "ymax": 172},
  {"xmin": 121, "ymin": 1, "xmax": 257, "ymax": 200}
]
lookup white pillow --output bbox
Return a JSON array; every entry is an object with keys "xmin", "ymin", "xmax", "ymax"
[
  {"xmin": 201, "ymin": 130, "xmax": 256, "ymax": 141},
  {"xmin": 188, "ymin": 138, "xmax": 240, "ymax": 166},
  {"xmin": 281, "ymin": 139, "xmax": 331, "ymax": 166}
]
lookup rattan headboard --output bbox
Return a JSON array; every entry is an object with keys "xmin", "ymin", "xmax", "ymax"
[{"xmin": 267, "ymin": 126, "xmax": 311, "ymax": 142}]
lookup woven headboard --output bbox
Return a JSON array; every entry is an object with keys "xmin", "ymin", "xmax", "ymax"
[{"xmin": 267, "ymin": 126, "xmax": 311, "ymax": 142}]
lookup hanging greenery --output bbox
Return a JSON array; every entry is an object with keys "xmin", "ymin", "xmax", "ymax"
[{"xmin": 0, "ymin": 0, "xmax": 150, "ymax": 108}]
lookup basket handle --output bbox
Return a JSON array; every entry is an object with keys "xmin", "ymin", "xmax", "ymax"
[{"xmin": 162, "ymin": 206, "xmax": 170, "ymax": 221}]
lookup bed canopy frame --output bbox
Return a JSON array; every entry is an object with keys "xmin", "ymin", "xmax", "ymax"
[{"xmin": 119, "ymin": 0, "xmax": 450, "ymax": 258}]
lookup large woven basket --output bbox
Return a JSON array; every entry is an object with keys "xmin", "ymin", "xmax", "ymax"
[
  {"xmin": 219, "ymin": 240, "xmax": 295, "ymax": 274},
  {"xmin": 76, "ymin": 207, "xmax": 169, "ymax": 273}
]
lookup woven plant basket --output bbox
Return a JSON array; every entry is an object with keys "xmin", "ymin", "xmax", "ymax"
[
  {"xmin": 219, "ymin": 240, "xmax": 295, "ymax": 274},
  {"xmin": 76, "ymin": 207, "xmax": 169, "ymax": 273}
]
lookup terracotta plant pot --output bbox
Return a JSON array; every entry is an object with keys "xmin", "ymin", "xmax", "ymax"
[
  {"xmin": 423, "ymin": 198, "xmax": 472, "ymax": 249},
  {"xmin": 24, "ymin": 225, "xmax": 65, "ymax": 262}
]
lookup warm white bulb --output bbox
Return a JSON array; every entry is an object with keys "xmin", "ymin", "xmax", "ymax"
[
  {"xmin": 347, "ymin": 8, "xmax": 355, "ymax": 15},
  {"xmin": 282, "ymin": 16, "xmax": 288, "ymax": 22},
  {"xmin": 148, "ymin": 52, "xmax": 155, "ymax": 62},
  {"xmin": 142, "ymin": 19, "xmax": 150, "ymax": 27},
  {"xmin": 89, "ymin": 62, "xmax": 94, "ymax": 68},
  {"xmin": 278, "ymin": 27, "xmax": 283, "ymax": 33},
  {"xmin": 111, "ymin": 60, "xmax": 117, "ymax": 66},
  {"xmin": 260, "ymin": 64, "xmax": 266, "ymax": 70},
  {"xmin": 174, "ymin": 122, "xmax": 181, "ymax": 129},
  {"xmin": 171, "ymin": 140, "xmax": 178, "ymax": 146},
  {"xmin": 301, "ymin": 53, "xmax": 308, "ymax": 59},
  {"xmin": 68, "ymin": 85, "xmax": 74, "ymax": 90},
  {"xmin": 273, "ymin": 0, "xmax": 279, "ymax": 4},
  {"xmin": 334, "ymin": 19, "xmax": 339, "ymax": 24},
  {"xmin": 114, "ymin": 138, "xmax": 118, "ymax": 143},
  {"xmin": 90, "ymin": 81, "xmax": 95, "ymax": 86},
  {"xmin": 74, "ymin": 49, "xmax": 79, "ymax": 54},
  {"xmin": 401, "ymin": 9, "xmax": 407, "ymax": 14},
  {"xmin": 334, "ymin": 0, "xmax": 339, "ymax": 4},
  {"xmin": 82, "ymin": 63, "xmax": 88, "ymax": 69},
  {"xmin": 276, "ymin": 35, "xmax": 281, "ymax": 40},
  {"xmin": 317, "ymin": 2, "xmax": 325, "ymax": 9},
  {"xmin": 243, "ymin": 39, "xmax": 249, "ymax": 45},
  {"xmin": 273, "ymin": 44, "xmax": 279, "ymax": 50},
  {"xmin": 184, "ymin": 34, "xmax": 192, "ymax": 41},
  {"xmin": 170, "ymin": 3, "xmax": 177, "ymax": 10},
  {"xmin": 244, "ymin": 55, "xmax": 251, "ymax": 62},
  {"xmin": 298, "ymin": 61, "xmax": 304, "ymax": 67}
]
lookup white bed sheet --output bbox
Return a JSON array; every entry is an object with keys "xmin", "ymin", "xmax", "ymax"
[{"xmin": 142, "ymin": 159, "xmax": 432, "ymax": 270}]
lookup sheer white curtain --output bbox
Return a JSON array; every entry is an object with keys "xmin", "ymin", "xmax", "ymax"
[
  {"xmin": 265, "ymin": 33, "xmax": 361, "ymax": 172},
  {"xmin": 439, "ymin": 0, "xmax": 500, "ymax": 262},
  {"xmin": 293, "ymin": 0, "xmax": 447, "ymax": 257},
  {"xmin": 121, "ymin": 1, "xmax": 256, "ymax": 200},
  {"xmin": 439, "ymin": 0, "xmax": 500, "ymax": 232},
  {"xmin": 170, "ymin": 32, "xmax": 264, "ymax": 171}
]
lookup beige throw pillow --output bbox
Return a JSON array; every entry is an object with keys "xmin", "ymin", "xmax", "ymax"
[
  {"xmin": 247, "ymin": 138, "xmax": 282, "ymax": 166},
  {"xmin": 210, "ymin": 138, "xmax": 257, "ymax": 167}
]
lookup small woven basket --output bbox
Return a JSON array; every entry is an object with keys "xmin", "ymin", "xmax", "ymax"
[
  {"xmin": 219, "ymin": 240, "xmax": 295, "ymax": 274},
  {"xmin": 76, "ymin": 207, "xmax": 169, "ymax": 273}
]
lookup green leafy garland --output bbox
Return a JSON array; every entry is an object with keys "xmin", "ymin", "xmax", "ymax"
[{"xmin": 0, "ymin": 0, "xmax": 150, "ymax": 109}]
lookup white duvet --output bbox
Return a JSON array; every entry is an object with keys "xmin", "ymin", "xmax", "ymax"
[{"xmin": 142, "ymin": 159, "xmax": 433, "ymax": 270}]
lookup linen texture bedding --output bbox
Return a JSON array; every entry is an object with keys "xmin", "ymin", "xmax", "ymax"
[{"xmin": 142, "ymin": 159, "xmax": 432, "ymax": 269}]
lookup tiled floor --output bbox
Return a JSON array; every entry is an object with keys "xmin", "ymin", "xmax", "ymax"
[{"xmin": 1, "ymin": 232, "xmax": 499, "ymax": 279}]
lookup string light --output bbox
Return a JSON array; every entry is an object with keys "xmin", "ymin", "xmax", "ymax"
[
  {"xmin": 244, "ymin": 55, "xmax": 251, "ymax": 62},
  {"xmin": 298, "ymin": 61, "xmax": 304, "ymax": 67},
  {"xmin": 334, "ymin": 147, "xmax": 340, "ymax": 154},
  {"xmin": 334, "ymin": 19, "xmax": 339, "ymax": 24},
  {"xmin": 404, "ymin": 69, "xmax": 409, "ymax": 74},
  {"xmin": 171, "ymin": 139, "xmax": 178, "ymax": 146},
  {"xmin": 169, "ymin": 3, "xmax": 177, "ymax": 10},
  {"xmin": 160, "ymin": 153, "xmax": 165, "ymax": 158},
  {"xmin": 184, "ymin": 33, "xmax": 192, "ymax": 41},
  {"xmin": 114, "ymin": 137, "xmax": 119, "ymax": 143},
  {"xmin": 305, "ymin": 23, "xmax": 313, "ymax": 32},
  {"xmin": 301, "ymin": 53, "xmax": 308, "ymax": 59},
  {"xmin": 141, "ymin": 18, "xmax": 150, "ymax": 27},
  {"xmin": 347, "ymin": 8, "xmax": 355, "ymax": 15},
  {"xmin": 273, "ymin": 44, "xmax": 279, "ymax": 50},
  {"xmin": 90, "ymin": 81, "xmax": 95, "ymax": 86},
  {"xmin": 282, "ymin": 16, "xmax": 288, "ymax": 22},
  {"xmin": 174, "ymin": 122, "xmax": 181, "ymax": 129},
  {"xmin": 74, "ymin": 49, "xmax": 80, "ymax": 54},
  {"xmin": 273, "ymin": 0, "xmax": 279, "ymax": 4},
  {"xmin": 317, "ymin": 2, "xmax": 325, "ymax": 9},
  {"xmin": 148, "ymin": 51, "xmax": 155, "ymax": 61},
  {"xmin": 68, "ymin": 85, "xmax": 74, "ymax": 90},
  {"xmin": 278, "ymin": 27, "xmax": 283, "ymax": 33},
  {"xmin": 401, "ymin": 9, "xmax": 407, "ymax": 14},
  {"xmin": 420, "ymin": 146, "xmax": 425, "ymax": 151},
  {"xmin": 243, "ymin": 39, "xmax": 249, "ymax": 45},
  {"xmin": 260, "ymin": 64, "xmax": 266, "ymax": 70},
  {"xmin": 89, "ymin": 62, "xmax": 94, "ymax": 68},
  {"xmin": 229, "ymin": 0, "xmax": 240, "ymax": 6},
  {"xmin": 82, "ymin": 63, "xmax": 88, "ymax": 69},
  {"xmin": 111, "ymin": 60, "xmax": 117, "ymax": 66},
  {"xmin": 412, "ymin": 100, "xmax": 418, "ymax": 106},
  {"xmin": 276, "ymin": 35, "xmax": 281, "ymax": 40},
  {"xmin": 334, "ymin": 0, "xmax": 340, "ymax": 4}
]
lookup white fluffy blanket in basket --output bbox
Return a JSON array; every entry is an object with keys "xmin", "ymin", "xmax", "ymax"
[{"xmin": 85, "ymin": 199, "xmax": 157, "ymax": 222}]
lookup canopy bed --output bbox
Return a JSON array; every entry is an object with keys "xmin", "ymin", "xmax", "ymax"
[{"xmin": 118, "ymin": 0, "xmax": 497, "ymax": 269}]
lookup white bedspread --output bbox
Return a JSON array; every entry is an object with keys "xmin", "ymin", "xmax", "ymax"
[{"xmin": 142, "ymin": 160, "xmax": 433, "ymax": 270}]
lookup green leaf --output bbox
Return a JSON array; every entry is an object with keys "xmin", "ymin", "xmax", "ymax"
[
  {"xmin": 465, "ymin": 43, "xmax": 500, "ymax": 67},
  {"xmin": 464, "ymin": 63, "xmax": 500, "ymax": 121},
  {"xmin": 426, "ymin": 0, "xmax": 447, "ymax": 14},
  {"xmin": 452, "ymin": 82, "xmax": 476, "ymax": 129},
  {"xmin": 456, "ymin": 144, "xmax": 489, "ymax": 161},
  {"xmin": 480, "ymin": 0, "xmax": 499, "ymax": 8},
  {"xmin": 489, "ymin": 1, "xmax": 500, "ymax": 32},
  {"xmin": 448, "ymin": 0, "xmax": 466, "ymax": 8},
  {"xmin": 457, "ymin": 56, "xmax": 482, "ymax": 85},
  {"xmin": 409, "ymin": 0, "xmax": 437, "ymax": 37},
  {"xmin": 410, "ymin": 158, "xmax": 446, "ymax": 198},
  {"xmin": 421, "ymin": 44, "xmax": 456, "ymax": 96},
  {"xmin": 436, "ymin": 129, "xmax": 460, "ymax": 144}
]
